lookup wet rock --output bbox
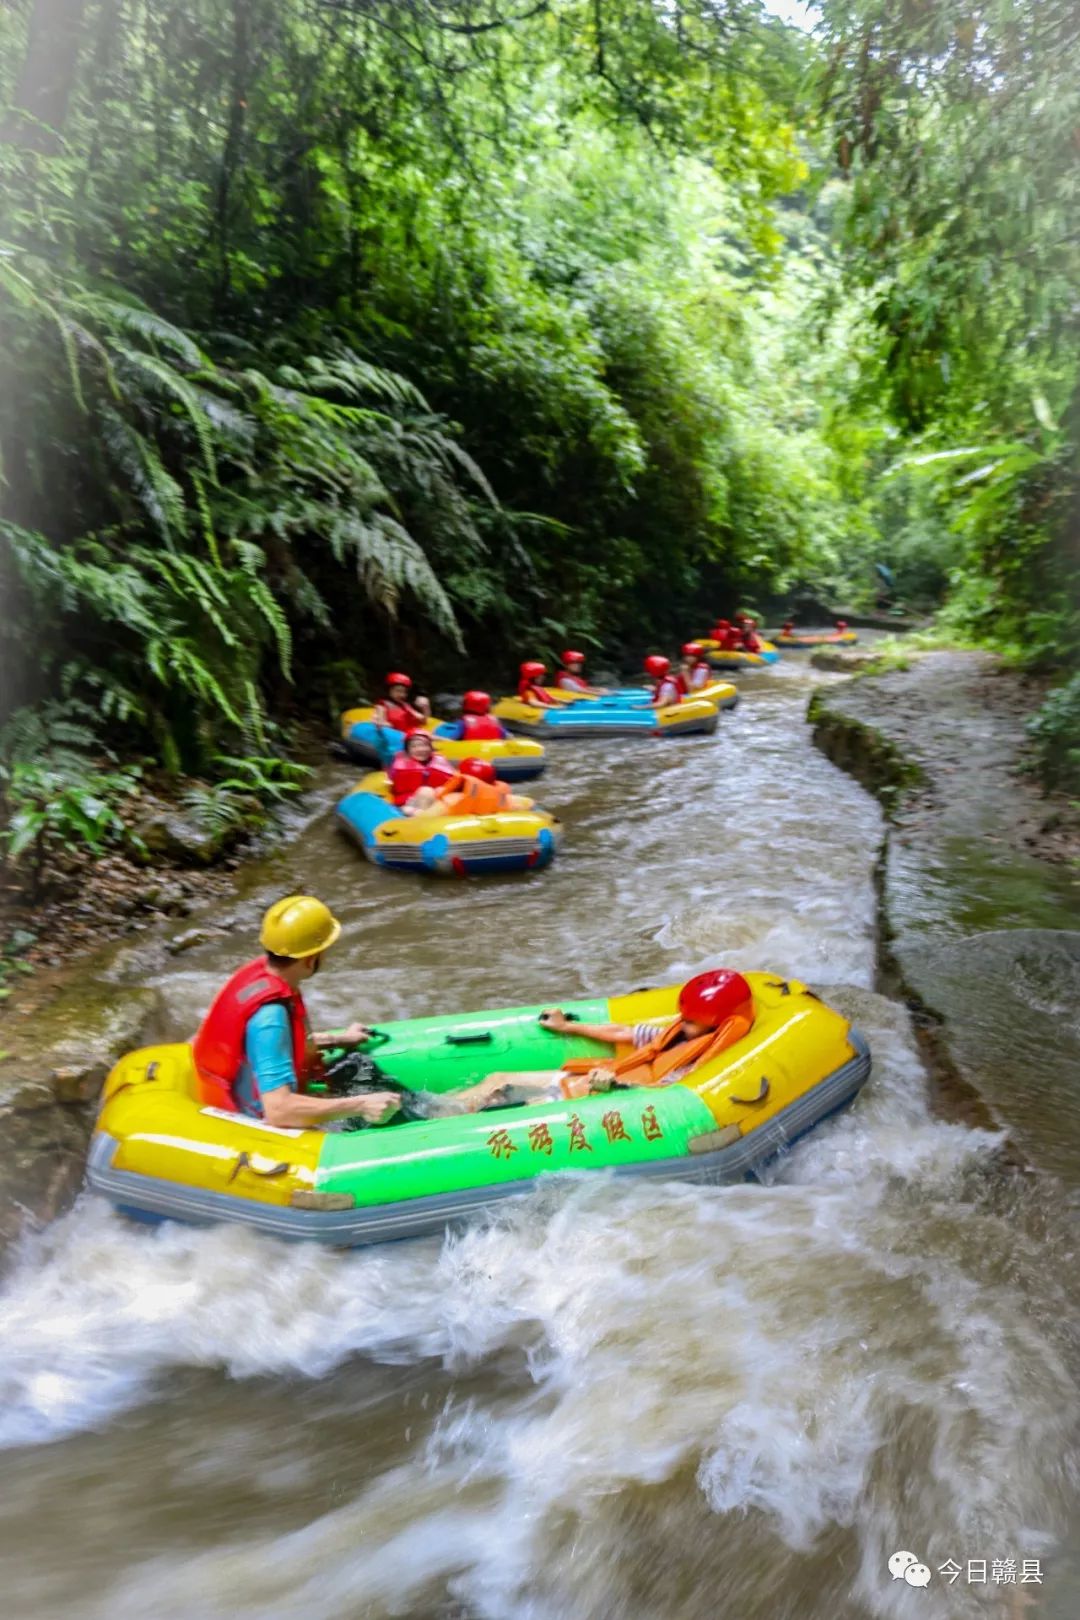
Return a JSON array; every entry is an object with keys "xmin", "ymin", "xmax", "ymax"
[
  {"xmin": 0, "ymin": 981, "xmax": 165, "ymax": 1247},
  {"xmin": 809, "ymin": 648, "xmax": 879, "ymax": 674},
  {"xmin": 167, "ymin": 926, "xmax": 214, "ymax": 955},
  {"xmin": 807, "ymin": 690, "xmax": 925, "ymax": 816},
  {"xmin": 131, "ymin": 797, "xmax": 230, "ymax": 867}
]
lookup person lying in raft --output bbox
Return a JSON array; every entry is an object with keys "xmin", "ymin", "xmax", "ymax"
[
  {"xmin": 408, "ymin": 757, "xmax": 534, "ymax": 817},
  {"xmin": 445, "ymin": 969, "xmax": 754, "ymax": 1110},
  {"xmin": 441, "ymin": 690, "xmax": 510, "ymax": 742},
  {"xmin": 388, "ymin": 730, "xmax": 456, "ymax": 813},
  {"xmin": 644, "ymin": 654, "xmax": 685, "ymax": 707},
  {"xmin": 680, "ymin": 642, "xmax": 713, "ymax": 691},
  {"xmin": 193, "ymin": 895, "xmax": 401, "ymax": 1128},
  {"xmin": 518, "ymin": 661, "xmax": 559, "ymax": 705},
  {"xmin": 373, "ymin": 671, "xmax": 431, "ymax": 735}
]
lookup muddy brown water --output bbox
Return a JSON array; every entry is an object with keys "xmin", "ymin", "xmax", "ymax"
[{"xmin": 1, "ymin": 661, "xmax": 1079, "ymax": 1620}]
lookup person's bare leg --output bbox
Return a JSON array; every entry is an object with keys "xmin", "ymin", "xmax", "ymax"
[{"xmin": 446, "ymin": 1070, "xmax": 562, "ymax": 1110}]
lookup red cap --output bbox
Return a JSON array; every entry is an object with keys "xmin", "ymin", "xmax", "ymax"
[
  {"xmin": 644, "ymin": 654, "xmax": 670, "ymax": 677},
  {"xmin": 386, "ymin": 671, "xmax": 412, "ymax": 689},
  {"xmin": 460, "ymin": 757, "xmax": 497, "ymax": 783},
  {"xmin": 678, "ymin": 969, "xmax": 754, "ymax": 1030},
  {"xmin": 462, "ymin": 690, "xmax": 491, "ymax": 714}
]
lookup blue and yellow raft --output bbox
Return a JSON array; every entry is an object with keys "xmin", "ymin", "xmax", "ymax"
[
  {"xmin": 336, "ymin": 771, "xmax": 561, "ymax": 876},
  {"xmin": 340, "ymin": 708, "xmax": 546, "ymax": 782}
]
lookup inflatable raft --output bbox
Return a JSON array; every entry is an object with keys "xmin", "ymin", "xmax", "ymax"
[
  {"xmin": 86, "ymin": 975, "xmax": 870, "ymax": 1247},
  {"xmin": 493, "ymin": 693, "xmax": 720, "ymax": 739},
  {"xmin": 550, "ymin": 681, "xmax": 739, "ymax": 711},
  {"xmin": 697, "ymin": 638, "xmax": 780, "ymax": 670},
  {"xmin": 340, "ymin": 708, "xmax": 546, "ymax": 782},
  {"xmin": 773, "ymin": 629, "xmax": 859, "ymax": 649},
  {"xmin": 336, "ymin": 772, "xmax": 560, "ymax": 876}
]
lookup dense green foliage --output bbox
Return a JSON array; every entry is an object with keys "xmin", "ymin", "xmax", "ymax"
[{"xmin": 1, "ymin": 0, "xmax": 1077, "ymax": 836}]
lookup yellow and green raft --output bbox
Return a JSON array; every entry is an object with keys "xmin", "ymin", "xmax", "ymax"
[{"xmin": 86, "ymin": 974, "xmax": 870, "ymax": 1247}]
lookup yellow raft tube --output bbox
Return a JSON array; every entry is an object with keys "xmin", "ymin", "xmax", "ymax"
[
  {"xmin": 493, "ymin": 692, "xmax": 720, "ymax": 739},
  {"xmin": 340, "ymin": 707, "xmax": 546, "ymax": 783},
  {"xmin": 86, "ymin": 975, "xmax": 870, "ymax": 1247},
  {"xmin": 336, "ymin": 770, "xmax": 561, "ymax": 876}
]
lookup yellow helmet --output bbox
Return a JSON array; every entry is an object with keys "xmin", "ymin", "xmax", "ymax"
[{"xmin": 260, "ymin": 895, "xmax": 341, "ymax": 959}]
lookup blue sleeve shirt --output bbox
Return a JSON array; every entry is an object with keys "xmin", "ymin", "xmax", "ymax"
[{"xmin": 233, "ymin": 1003, "xmax": 299, "ymax": 1118}]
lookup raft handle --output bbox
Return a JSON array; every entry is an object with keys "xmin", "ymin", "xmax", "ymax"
[
  {"xmin": 228, "ymin": 1152, "xmax": 291, "ymax": 1183},
  {"xmin": 145, "ymin": 1061, "xmax": 159, "ymax": 1082},
  {"xmin": 445, "ymin": 1031, "xmax": 494, "ymax": 1046},
  {"xmin": 731, "ymin": 1077, "xmax": 770, "ymax": 1107}
]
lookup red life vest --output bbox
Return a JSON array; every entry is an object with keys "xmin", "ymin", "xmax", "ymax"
[
  {"xmin": 517, "ymin": 680, "xmax": 556, "ymax": 705},
  {"xmin": 460, "ymin": 713, "xmax": 506, "ymax": 740},
  {"xmin": 653, "ymin": 676, "xmax": 682, "ymax": 707},
  {"xmin": 741, "ymin": 631, "xmax": 762, "ymax": 653},
  {"xmin": 555, "ymin": 672, "xmax": 589, "ymax": 691},
  {"xmin": 383, "ymin": 699, "xmax": 425, "ymax": 734},
  {"xmin": 388, "ymin": 752, "xmax": 456, "ymax": 806},
  {"xmin": 192, "ymin": 957, "xmax": 310, "ymax": 1112}
]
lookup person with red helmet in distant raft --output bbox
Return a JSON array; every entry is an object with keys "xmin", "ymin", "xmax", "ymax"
[
  {"xmin": 441, "ymin": 690, "xmax": 510, "ymax": 742},
  {"xmin": 680, "ymin": 642, "xmax": 713, "ymax": 692},
  {"xmin": 517, "ymin": 661, "xmax": 558, "ymax": 706},
  {"xmin": 192, "ymin": 896, "xmax": 401, "ymax": 1128},
  {"xmin": 373, "ymin": 672, "xmax": 431, "ymax": 736},
  {"xmin": 553, "ymin": 649, "xmax": 609, "ymax": 695},
  {"xmin": 440, "ymin": 969, "xmax": 756, "ymax": 1112},
  {"xmin": 643, "ymin": 654, "xmax": 685, "ymax": 707}
]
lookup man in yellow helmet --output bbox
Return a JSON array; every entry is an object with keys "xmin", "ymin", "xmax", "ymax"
[{"xmin": 192, "ymin": 895, "xmax": 400, "ymax": 1128}]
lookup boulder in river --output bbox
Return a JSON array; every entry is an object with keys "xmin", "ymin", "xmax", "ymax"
[
  {"xmin": 131, "ymin": 796, "xmax": 232, "ymax": 867},
  {"xmin": 0, "ymin": 980, "xmax": 165, "ymax": 1247}
]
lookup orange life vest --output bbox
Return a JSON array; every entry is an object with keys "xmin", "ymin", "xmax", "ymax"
[
  {"xmin": 561, "ymin": 1011, "xmax": 753, "ymax": 1092},
  {"xmin": 435, "ymin": 773, "xmax": 514, "ymax": 816},
  {"xmin": 192, "ymin": 957, "xmax": 312, "ymax": 1111}
]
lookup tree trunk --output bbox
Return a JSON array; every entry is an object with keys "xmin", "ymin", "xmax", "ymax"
[{"xmin": 1, "ymin": 0, "xmax": 89, "ymax": 149}]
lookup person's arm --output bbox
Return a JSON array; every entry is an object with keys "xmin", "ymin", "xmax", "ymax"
[
  {"xmin": 246, "ymin": 1007, "xmax": 399, "ymax": 1127},
  {"xmin": 262, "ymin": 1086, "xmax": 400, "ymax": 1128},
  {"xmin": 538, "ymin": 1008, "xmax": 633, "ymax": 1045},
  {"xmin": 312, "ymin": 1020, "xmax": 373, "ymax": 1048}
]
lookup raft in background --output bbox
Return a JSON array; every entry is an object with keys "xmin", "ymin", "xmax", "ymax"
[
  {"xmin": 547, "ymin": 681, "xmax": 739, "ymax": 711},
  {"xmin": 493, "ymin": 693, "xmax": 720, "ymax": 739},
  {"xmin": 86, "ymin": 974, "xmax": 871, "ymax": 1248},
  {"xmin": 336, "ymin": 771, "xmax": 560, "ymax": 876},
  {"xmin": 697, "ymin": 637, "xmax": 780, "ymax": 670},
  {"xmin": 340, "ymin": 707, "xmax": 546, "ymax": 782},
  {"xmin": 772, "ymin": 629, "xmax": 859, "ymax": 649}
]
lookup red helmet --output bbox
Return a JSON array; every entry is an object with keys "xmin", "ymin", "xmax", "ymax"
[
  {"xmin": 462, "ymin": 689, "xmax": 491, "ymax": 715},
  {"xmin": 386, "ymin": 671, "xmax": 412, "ymax": 689},
  {"xmin": 561, "ymin": 649, "xmax": 586, "ymax": 666},
  {"xmin": 782, "ymin": 621, "xmax": 794, "ymax": 633},
  {"xmin": 714, "ymin": 619, "xmax": 730, "ymax": 631},
  {"xmin": 644, "ymin": 654, "xmax": 670, "ymax": 677},
  {"xmin": 520, "ymin": 661, "xmax": 546, "ymax": 681},
  {"xmin": 678, "ymin": 969, "xmax": 753, "ymax": 1030},
  {"xmin": 460, "ymin": 757, "xmax": 497, "ymax": 783},
  {"xmin": 836, "ymin": 619, "xmax": 848, "ymax": 631},
  {"xmin": 682, "ymin": 641, "xmax": 704, "ymax": 659}
]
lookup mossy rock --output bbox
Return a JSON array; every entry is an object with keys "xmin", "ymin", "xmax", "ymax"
[{"xmin": 808, "ymin": 691, "xmax": 925, "ymax": 817}]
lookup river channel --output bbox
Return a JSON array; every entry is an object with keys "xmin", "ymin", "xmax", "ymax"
[{"xmin": 0, "ymin": 662, "xmax": 1078, "ymax": 1620}]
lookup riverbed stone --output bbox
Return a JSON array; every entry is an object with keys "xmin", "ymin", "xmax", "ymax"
[
  {"xmin": 0, "ymin": 981, "xmax": 165, "ymax": 1247},
  {"xmin": 131, "ymin": 797, "xmax": 230, "ymax": 866}
]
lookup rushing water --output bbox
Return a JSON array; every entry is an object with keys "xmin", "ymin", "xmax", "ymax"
[{"xmin": 1, "ymin": 664, "xmax": 1079, "ymax": 1620}]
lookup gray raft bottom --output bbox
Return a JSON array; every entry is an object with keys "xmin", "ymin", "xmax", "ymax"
[{"xmin": 86, "ymin": 1032, "xmax": 871, "ymax": 1247}]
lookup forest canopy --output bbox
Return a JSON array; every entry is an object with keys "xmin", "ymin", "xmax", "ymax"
[{"xmin": 1, "ymin": 0, "xmax": 1077, "ymax": 784}]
